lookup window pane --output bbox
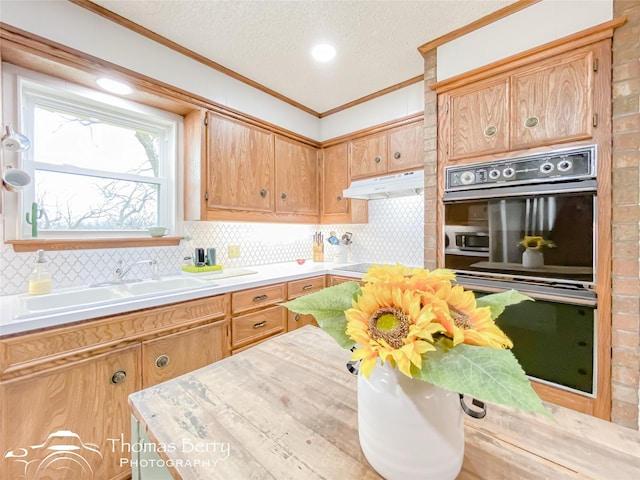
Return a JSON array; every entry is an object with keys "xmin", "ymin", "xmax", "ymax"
[
  {"xmin": 35, "ymin": 171, "xmax": 159, "ymax": 231},
  {"xmin": 34, "ymin": 105, "xmax": 160, "ymax": 178}
]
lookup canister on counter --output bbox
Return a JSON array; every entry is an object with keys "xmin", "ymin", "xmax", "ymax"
[
  {"xmin": 194, "ymin": 248, "xmax": 206, "ymax": 266},
  {"xmin": 206, "ymin": 248, "xmax": 217, "ymax": 266}
]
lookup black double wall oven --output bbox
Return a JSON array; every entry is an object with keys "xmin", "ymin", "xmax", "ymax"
[{"xmin": 443, "ymin": 146, "xmax": 597, "ymax": 396}]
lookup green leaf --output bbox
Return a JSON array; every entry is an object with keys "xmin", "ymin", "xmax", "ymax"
[
  {"xmin": 281, "ymin": 281, "xmax": 361, "ymax": 349},
  {"xmin": 476, "ymin": 289, "xmax": 533, "ymax": 320},
  {"xmin": 416, "ymin": 339, "xmax": 551, "ymax": 417}
]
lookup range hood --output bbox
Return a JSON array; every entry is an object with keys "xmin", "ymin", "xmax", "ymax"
[{"xmin": 343, "ymin": 170, "xmax": 424, "ymax": 200}]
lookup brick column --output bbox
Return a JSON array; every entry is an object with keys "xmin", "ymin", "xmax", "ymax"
[
  {"xmin": 611, "ymin": 0, "xmax": 640, "ymax": 429},
  {"xmin": 423, "ymin": 49, "xmax": 438, "ymax": 271}
]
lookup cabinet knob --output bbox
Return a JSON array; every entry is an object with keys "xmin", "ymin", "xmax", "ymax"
[
  {"xmin": 111, "ymin": 370, "xmax": 127, "ymax": 385},
  {"xmin": 483, "ymin": 125, "xmax": 497, "ymax": 137},
  {"xmin": 253, "ymin": 294, "xmax": 268, "ymax": 302},
  {"xmin": 253, "ymin": 320, "xmax": 267, "ymax": 329},
  {"xmin": 294, "ymin": 313, "xmax": 300, "ymax": 322},
  {"xmin": 155, "ymin": 355, "xmax": 170, "ymax": 368},
  {"xmin": 280, "ymin": 193, "xmax": 287, "ymax": 200},
  {"xmin": 374, "ymin": 156, "xmax": 382, "ymax": 164},
  {"xmin": 524, "ymin": 116, "xmax": 539, "ymax": 128},
  {"xmin": 260, "ymin": 189, "xmax": 268, "ymax": 198},
  {"xmin": 393, "ymin": 151, "xmax": 401, "ymax": 159},
  {"xmin": 336, "ymin": 195, "xmax": 342, "ymax": 202}
]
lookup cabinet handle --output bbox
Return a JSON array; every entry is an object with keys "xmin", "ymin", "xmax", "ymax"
[
  {"xmin": 253, "ymin": 294, "xmax": 268, "ymax": 302},
  {"xmin": 155, "ymin": 355, "xmax": 170, "ymax": 368},
  {"xmin": 336, "ymin": 195, "xmax": 342, "ymax": 202},
  {"xmin": 302, "ymin": 285, "xmax": 313, "ymax": 290},
  {"xmin": 294, "ymin": 314, "xmax": 301, "ymax": 322},
  {"xmin": 253, "ymin": 320, "xmax": 267, "ymax": 329},
  {"xmin": 393, "ymin": 151, "xmax": 401, "ymax": 159},
  {"xmin": 483, "ymin": 125, "xmax": 497, "ymax": 137},
  {"xmin": 260, "ymin": 189, "xmax": 268, "ymax": 197},
  {"xmin": 280, "ymin": 193, "xmax": 287, "ymax": 200},
  {"xmin": 374, "ymin": 156, "xmax": 382, "ymax": 164},
  {"xmin": 524, "ymin": 116, "xmax": 539, "ymax": 128},
  {"xmin": 111, "ymin": 370, "xmax": 127, "ymax": 385}
]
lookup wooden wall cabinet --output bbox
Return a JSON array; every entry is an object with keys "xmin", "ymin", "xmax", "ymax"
[
  {"xmin": 186, "ymin": 111, "xmax": 320, "ymax": 223},
  {"xmin": 320, "ymin": 142, "xmax": 368, "ymax": 224},
  {"xmin": 275, "ymin": 136, "xmax": 319, "ymax": 215},
  {"xmin": 438, "ymin": 41, "xmax": 604, "ymax": 162},
  {"xmin": 207, "ymin": 112, "xmax": 274, "ymax": 213},
  {"xmin": 349, "ymin": 121, "xmax": 424, "ymax": 179},
  {"xmin": 0, "ymin": 295, "xmax": 230, "ymax": 480}
]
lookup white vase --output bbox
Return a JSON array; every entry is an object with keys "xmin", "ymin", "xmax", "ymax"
[
  {"xmin": 357, "ymin": 362, "xmax": 464, "ymax": 480},
  {"xmin": 522, "ymin": 248, "xmax": 544, "ymax": 268}
]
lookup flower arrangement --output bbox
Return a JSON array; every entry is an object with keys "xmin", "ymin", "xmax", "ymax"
[
  {"xmin": 519, "ymin": 235, "xmax": 556, "ymax": 250},
  {"xmin": 284, "ymin": 264, "xmax": 550, "ymax": 416}
]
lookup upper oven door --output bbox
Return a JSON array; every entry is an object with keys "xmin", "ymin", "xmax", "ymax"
[{"xmin": 444, "ymin": 187, "xmax": 596, "ymax": 286}]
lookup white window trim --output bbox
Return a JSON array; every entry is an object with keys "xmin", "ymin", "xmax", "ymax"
[{"xmin": 1, "ymin": 63, "xmax": 184, "ymax": 241}]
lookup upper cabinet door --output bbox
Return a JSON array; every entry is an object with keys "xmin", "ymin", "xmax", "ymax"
[
  {"xmin": 448, "ymin": 79, "xmax": 509, "ymax": 160},
  {"xmin": 322, "ymin": 143, "xmax": 349, "ymax": 215},
  {"xmin": 350, "ymin": 132, "xmax": 388, "ymax": 179},
  {"xmin": 274, "ymin": 136, "xmax": 319, "ymax": 215},
  {"xmin": 207, "ymin": 113, "xmax": 274, "ymax": 212},
  {"xmin": 388, "ymin": 122, "xmax": 425, "ymax": 172},
  {"xmin": 511, "ymin": 50, "xmax": 594, "ymax": 150}
]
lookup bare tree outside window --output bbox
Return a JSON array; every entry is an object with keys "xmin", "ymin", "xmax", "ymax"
[{"xmin": 32, "ymin": 106, "xmax": 163, "ymax": 232}]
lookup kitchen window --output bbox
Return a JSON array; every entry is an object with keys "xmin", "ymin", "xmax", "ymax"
[{"xmin": 2, "ymin": 65, "xmax": 181, "ymax": 241}]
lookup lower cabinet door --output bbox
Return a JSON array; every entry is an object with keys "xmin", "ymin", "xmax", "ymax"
[
  {"xmin": 141, "ymin": 320, "xmax": 229, "ymax": 388},
  {"xmin": 0, "ymin": 344, "xmax": 141, "ymax": 480},
  {"xmin": 287, "ymin": 311, "xmax": 319, "ymax": 331}
]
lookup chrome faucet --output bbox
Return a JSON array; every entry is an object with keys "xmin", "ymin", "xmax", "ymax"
[{"xmin": 113, "ymin": 259, "xmax": 159, "ymax": 284}]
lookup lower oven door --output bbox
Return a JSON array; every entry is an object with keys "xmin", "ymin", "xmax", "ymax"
[{"xmin": 457, "ymin": 277, "xmax": 596, "ymax": 397}]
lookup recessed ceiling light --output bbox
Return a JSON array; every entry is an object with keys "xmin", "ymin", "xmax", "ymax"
[
  {"xmin": 96, "ymin": 78, "xmax": 133, "ymax": 95},
  {"xmin": 311, "ymin": 43, "xmax": 336, "ymax": 62}
]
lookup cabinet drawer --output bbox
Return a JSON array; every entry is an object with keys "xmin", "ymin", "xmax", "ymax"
[
  {"xmin": 231, "ymin": 306, "xmax": 286, "ymax": 349},
  {"xmin": 287, "ymin": 276, "xmax": 326, "ymax": 299},
  {"xmin": 232, "ymin": 283, "xmax": 286, "ymax": 314}
]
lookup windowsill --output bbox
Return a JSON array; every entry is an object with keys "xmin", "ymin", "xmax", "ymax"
[{"xmin": 6, "ymin": 237, "xmax": 183, "ymax": 252}]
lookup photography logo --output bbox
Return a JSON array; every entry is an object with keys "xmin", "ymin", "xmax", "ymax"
[{"xmin": 4, "ymin": 430, "xmax": 102, "ymax": 480}]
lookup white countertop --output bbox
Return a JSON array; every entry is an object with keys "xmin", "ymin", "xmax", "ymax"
[{"xmin": 0, "ymin": 261, "xmax": 363, "ymax": 337}]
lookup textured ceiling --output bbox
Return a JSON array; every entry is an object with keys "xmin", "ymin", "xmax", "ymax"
[{"xmin": 90, "ymin": 0, "xmax": 517, "ymax": 115}]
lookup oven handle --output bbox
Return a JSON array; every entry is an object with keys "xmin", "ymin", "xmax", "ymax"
[
  {"xmin": 443, "ymin": 179, "xmax": 597, "ymax": 202},
  {"xmin": 455, "ymin": 276, "xmax": 597, "ymax": 306}
]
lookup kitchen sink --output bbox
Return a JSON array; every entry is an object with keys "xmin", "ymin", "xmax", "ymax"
[
  {"xmin": 120, "ymin": 276, "xmax": 211, "ymax": 296},
  {"xmin": 21, "ymin": 286, "xmax": 131, "ymax": 313},
  {"xmin": 17, "ymin": 276, "xmax": 215, "ymax": 317}
]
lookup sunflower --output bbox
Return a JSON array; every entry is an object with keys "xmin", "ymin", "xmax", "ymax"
[
  {"xmin": 430, "ymin": 283, "xmax": 513, "ymax": 349},
  {"xmin": 346, "ymin": 282, "xmax": 446, "ymax": 378},
  {"xmin": 363, "ymin": 264, "xmax": 456, "ymax": 295},
  {"xmin": 519, "ymin": 235, "xmax": 556, "ymax": 250}
]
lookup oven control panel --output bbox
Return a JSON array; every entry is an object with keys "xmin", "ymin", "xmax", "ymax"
[{"xmin": 445, "ymin": 146, "xmax": 596, "ymax": 191}]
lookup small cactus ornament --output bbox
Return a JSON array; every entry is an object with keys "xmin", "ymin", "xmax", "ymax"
[{"xmin": 25, "ymin": 202, "xmax": 43, "ymax": 238}]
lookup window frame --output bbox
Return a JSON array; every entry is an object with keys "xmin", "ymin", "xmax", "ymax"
[{"xmin": 2, "ymin": 63, "xmax": 183, "ymax": 243}]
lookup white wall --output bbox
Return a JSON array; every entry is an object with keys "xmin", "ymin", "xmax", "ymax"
[{"xmin": 437, "ymin": 0, "xmax": 613, "ymax": 81}]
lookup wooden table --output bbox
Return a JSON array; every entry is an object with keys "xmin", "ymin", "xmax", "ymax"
[{"xmin": 129, "ymin": 326, "xmax": 640, "ymax": 479}]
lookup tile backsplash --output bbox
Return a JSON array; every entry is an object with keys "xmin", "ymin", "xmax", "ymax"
[{"xmin": 0, "ymin": 195, "xmax": 424, "ymax": 296}]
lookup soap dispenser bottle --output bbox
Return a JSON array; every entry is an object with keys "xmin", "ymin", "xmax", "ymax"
[{"xmin": 28, "ymin": 249, "xmax": 52, "ymax": 295}]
